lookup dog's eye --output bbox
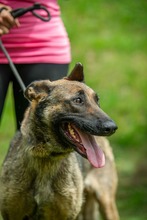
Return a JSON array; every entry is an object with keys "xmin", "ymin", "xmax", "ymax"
[
  {"xmin": 95, "ymin": 94, "xmax": 99, "ymax": 102},
  {"xmin": 73, "ymin": 97, "xmax": 83, "ymax": 104},
  {"xmin": 95, "ymin": 94, "xmax": 100, "ymax": 107}
]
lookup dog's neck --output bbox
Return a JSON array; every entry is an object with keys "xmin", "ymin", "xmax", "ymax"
[
  {"xmin": 21, "ymin": 107, "xmax": 47, "ymax": 138},
  {"xmin": 20, "ymin": 108, "xmax": 71, "ymax": 160}
]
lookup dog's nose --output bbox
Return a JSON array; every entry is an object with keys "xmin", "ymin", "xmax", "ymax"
[{"xmin": 102, "ymin": 120, "xmax": 118, "ymax": 135}]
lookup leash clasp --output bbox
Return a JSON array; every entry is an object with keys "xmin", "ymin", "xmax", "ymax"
[{"xmin": 11, "ymin": 3, "xmax": 51, "ymax": 22}]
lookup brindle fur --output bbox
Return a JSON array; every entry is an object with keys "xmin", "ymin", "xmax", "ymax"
[{"xmin": 0, "ymin": 63, "xmax": 119, "ymax": 220}]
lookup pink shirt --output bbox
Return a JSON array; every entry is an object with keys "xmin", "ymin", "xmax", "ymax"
[{"xmin": 0, "ymin": 0, "xmax": 71, "ymax": 64}]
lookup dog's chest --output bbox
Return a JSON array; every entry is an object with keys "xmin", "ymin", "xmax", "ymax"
[
  {"xmin": 33, "ymin": 162, "xmax": 60, "ymax": 201},
  {"xmin": 32, "ymin": 157, "xmax": 84, "ymax": 219}
]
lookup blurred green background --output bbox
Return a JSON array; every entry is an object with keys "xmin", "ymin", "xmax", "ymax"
[{"xmin": 0, "ymin": 0, "xmax": 147, "ymax": 219}]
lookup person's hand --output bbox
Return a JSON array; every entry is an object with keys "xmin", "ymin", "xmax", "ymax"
[{"xmin": 0, "ymin": 4, "xmax": 20, "ymax": 36}]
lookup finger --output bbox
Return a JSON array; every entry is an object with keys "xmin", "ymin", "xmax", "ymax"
[
  {"xmin": 0, "ymin": 10, "xmax": 16, "ymax": 28},
  {"xmin": 0, "ymin": 28, "xmax": 3, "ymax": 36},
  {"xmin": 0, "ymin": 26, "xmax": 9, "ymax": 35},
  {"xmin": 14, "ymin": 18, "xmax": 20, "ymax": 27},
  {"xmin": 0, "ymin": 17, "xmax": 11, "ymax": 29}
]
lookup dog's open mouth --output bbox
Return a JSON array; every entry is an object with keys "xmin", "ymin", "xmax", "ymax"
[{"xmin": 61, "ymin": 122, "xmax": 105, "ymax": 168}]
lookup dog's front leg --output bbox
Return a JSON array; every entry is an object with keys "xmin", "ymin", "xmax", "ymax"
[{"xmin": 0, "ymin": 191, "xmax": 37, "ymax": 220}]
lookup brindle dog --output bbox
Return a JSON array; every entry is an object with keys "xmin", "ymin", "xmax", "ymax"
[{"xmin": 0, "ymin": 63, "xmax": 118, "ymax": 220}]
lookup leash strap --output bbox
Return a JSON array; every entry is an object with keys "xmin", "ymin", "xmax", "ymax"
[
  {"xmin": 11, "ymin": 3, "xmax": 51, "ymax": 21},
  {"xmin": 0, "ymin": 3, "xmax": 51, "ymax": 92},
  {"xmin": 0, "ymin": 40, "xmax": 26, "ymax": 92}
]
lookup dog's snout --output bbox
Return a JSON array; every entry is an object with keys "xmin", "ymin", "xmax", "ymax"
[{"xmin": 102, "ymin": 120, "xmax": 118, "ymax": 135}]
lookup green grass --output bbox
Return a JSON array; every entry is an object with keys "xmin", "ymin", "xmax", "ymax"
[{"xmin": 0, "ymin": 0, "xmax": 147, "ymax": 219}]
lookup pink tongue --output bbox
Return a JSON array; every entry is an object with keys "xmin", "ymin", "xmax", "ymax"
[{"xmin": 75, "ymin": 128, "xmax": 105, "ymax": 168}]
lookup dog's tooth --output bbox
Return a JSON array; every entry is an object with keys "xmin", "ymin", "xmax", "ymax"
[
  {"xmin": 70, "ymin": 129, "xmax": 76, "ymax": 138},
  {"xmin": 68, "ymin": 123, "xmax": 81, "ymax": 143},
  {"xmin": 68, "ymin": 123, "xmax": 76, "ymax": 139},
  {"xmin": 70, "ymin": 129, "xmax": 74, "ymax": 135}
]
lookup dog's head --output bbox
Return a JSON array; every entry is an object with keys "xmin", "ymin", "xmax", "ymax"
[{"xmin": 23, "ymin": 63, "xmax": 117, "ymax": 168}]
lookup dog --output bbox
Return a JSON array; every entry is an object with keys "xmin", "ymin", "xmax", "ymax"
[{"xmin": 0, "ymin": 63, "xmax": 118, "ymax": 220}]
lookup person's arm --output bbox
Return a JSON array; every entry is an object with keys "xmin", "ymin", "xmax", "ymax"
[{"xmin": 0, "ymin": 3, "xmax": 19, "ymax": 36}]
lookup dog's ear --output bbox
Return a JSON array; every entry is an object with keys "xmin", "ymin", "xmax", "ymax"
[
  {"xmin": 65, "ymin": 62, "xmax": 84, "ymax": 82},
  {"xmin": 24, "ymin": 80, "xmax": 51, "ymax": 102}
]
